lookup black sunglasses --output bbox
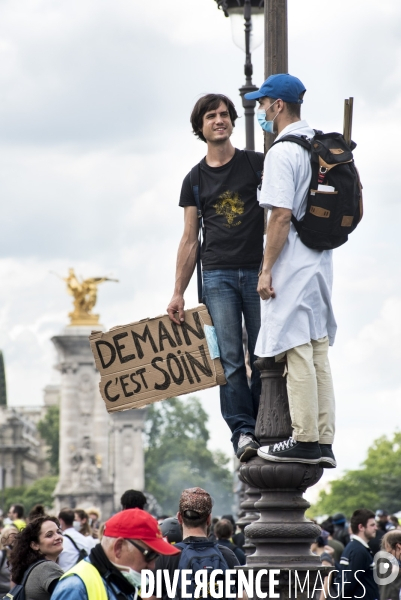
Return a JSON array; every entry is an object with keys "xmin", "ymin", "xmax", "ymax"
[{"xmin": 127, "ymin": 539, "xmax": 159, "ymax": 562}]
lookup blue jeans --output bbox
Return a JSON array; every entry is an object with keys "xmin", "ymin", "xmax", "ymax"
[{"xmin": 202, "ymin": 268, "xmax": 261, "ymax": 452}]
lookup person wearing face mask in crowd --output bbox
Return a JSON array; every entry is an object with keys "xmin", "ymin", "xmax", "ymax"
[
  {"xmin": 7, "ymin": 516, "xmax": 64, "ymax": 600},
  {"xmin": 244, "ymin": 74, "xmax": 337, "ymax": 467},
  {"xmin": 87, "ymin": 507, "xmax": 102, "ymax": 539},
  {"xmin": 74, "ymin": 509, "xmax": 98, "ymax": 550},
  {"xmin": 58, "ymin": 508, "xmax": 93, "ymax": 571},
  {"xmin": 52, "ymin": 508, "xmax": 180, "ymax": 600}
]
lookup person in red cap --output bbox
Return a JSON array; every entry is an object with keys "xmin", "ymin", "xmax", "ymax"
[{"xmin": 52, "ymin": 508, "xmax": 179, "ymax": 600}]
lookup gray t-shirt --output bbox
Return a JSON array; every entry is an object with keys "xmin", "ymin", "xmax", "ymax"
[
  {"xmin": 25, "ymin": 560, "xmax": 64, "ymax": 600},
  {"xmin": 0, "ymin": 550, "xmax": 11, "ymax": 594}
]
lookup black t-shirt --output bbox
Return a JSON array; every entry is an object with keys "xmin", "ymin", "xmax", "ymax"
[
  {"xmin": 179, "ymin": 149, "xmax": 264, "ymax": 270},
  {"xmin": 155, "ymin": 536, "xmax": 239, "ymax": 600}
]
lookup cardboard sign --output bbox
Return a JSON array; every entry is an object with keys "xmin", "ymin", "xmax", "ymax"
[{"xmin": 89, "ymin": 305, "xmax": 226, "ymax": 413}]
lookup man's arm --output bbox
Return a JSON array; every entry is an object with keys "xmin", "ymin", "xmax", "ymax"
[
  {"xmin": 167, "ymin": 206, "xmax": 199, "ymax": 324},
  {"xmin": 51, "ymin": 575, "xmax": 89, "ymax": 600},
  {"xmin": 257, "ymin": 206, "xmax": 292, "ymax": 300}
]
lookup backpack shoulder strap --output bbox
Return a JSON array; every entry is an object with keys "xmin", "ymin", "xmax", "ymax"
[
  {"xmin": 244, "ymin": 150, "xmax": 263, "ymax": 184},
  {"xmin": 20, "ymin": 560, "xmax": 47, "ymax": 586},
  {"xmin": 189, "ymin": 163, "xmax": 203, "ymax": 304},
  {"xmin": 270, "ymin": 134, "xmax": 312, "ymax": 151},
  {"xmin": 214, "ymin": 543, "xmax": 229, "ymax": 564},
  {"xmin": 64, "ymin": 534, "xmax": 80, "ymax": 551},
  {"xmin": 189, "ymin": 164, "xmax": 202, "ymax": 216},
  {"xmin": 268, "ymin": 135, "xmax": 311, "ymax": 234},
  {"xmin": 0, "ymin": 551, "xmax": 6, "ymax": 569},
  {"xmin": 175, "ymin": 542, "xmax": 185, "ymax": 551}
]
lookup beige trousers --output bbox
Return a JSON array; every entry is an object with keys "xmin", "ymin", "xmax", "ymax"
[{"xmin": 277, "ymin": 336, "xmax": 335, "ymax": 444}]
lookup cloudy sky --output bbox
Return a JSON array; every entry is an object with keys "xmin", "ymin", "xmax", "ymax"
[{"xmin": 1, "ymin": 0, "xmax": 400, "ymax": 497}]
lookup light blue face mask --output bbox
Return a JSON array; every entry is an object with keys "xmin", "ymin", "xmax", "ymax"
[
  {"xmin": 121, "ymin": 568, "xmax": 142, "ymax": 589},
  {"xmin": 256, "ymin": 100, "xmax": 279, "ymax": 133},
  {"xmin": 111, "ymin": 561, "xmax": 143, "ymax": 589}
]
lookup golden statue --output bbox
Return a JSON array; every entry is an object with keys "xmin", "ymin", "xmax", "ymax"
[{"xmin": 62, "ymin": 268, "xmax": 118, "ymax": 326}]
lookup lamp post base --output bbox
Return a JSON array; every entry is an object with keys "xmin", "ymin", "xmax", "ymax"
[{"xmin": 238, "ymin": 358, "xmax": 326, "ymax": 598}]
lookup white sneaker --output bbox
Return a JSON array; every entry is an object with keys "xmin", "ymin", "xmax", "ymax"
[{"xmin": 236, "ymin": 433, "xmax": 260, "ymax": 462}]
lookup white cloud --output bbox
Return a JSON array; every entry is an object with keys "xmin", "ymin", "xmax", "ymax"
[
  {"xmin": 345, "ymin": 297, "xmax": 401, "ymax": 364},
  {"xmin": 0, "ymin": 0, "xmax": 400, "ymax": 479}
]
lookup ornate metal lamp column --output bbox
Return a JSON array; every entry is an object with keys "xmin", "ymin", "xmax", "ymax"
[
  {"xmin": 214, "ymin": 0, "xmax": 264, "ymax": 151},
  {"xmin": 238, "ymin": 0, "xmax": 259, "ymax": 151},
  {"xmin": 239, "ymin": 358, "xmax": 324, "ymax": 599}
]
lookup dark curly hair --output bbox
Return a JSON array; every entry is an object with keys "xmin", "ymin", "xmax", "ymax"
[
  {"xmin": 8, "ymin": 516, "xmax": 60, "ymax": 584},
  {"xmin": 190, "ymin": 94, "xmax": 238, "ymax": 143},
  {"xmin": 28, "ymin": 504, "xmax": 46, "ymax": 522},
  {"xmin": 120, "ymin": 489, "xmax": 147, "ymax": 510}
]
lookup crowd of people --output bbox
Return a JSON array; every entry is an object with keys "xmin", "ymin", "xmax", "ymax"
[
  {"xmin": 0, "ymin": 489, "xmax": 248, "ymax": 600},
  {"xmin": 311, "ymin": 509, "xmax": 401, "ymax": 600},
  {"xmin": 1, "ymin": 493, "xmax": 400, "ymax": 600}
]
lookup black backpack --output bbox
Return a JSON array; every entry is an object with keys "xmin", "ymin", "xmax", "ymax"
[
  {"xmin": 174, "ymin": 540, "xmax": 235, "ymax": 599},
  {"xmin": 2, "ymin": 560, "xmax": 45, "ymax": 600},
  {"xmin": 64, "ymin": 534, "xmax": 89, "ymax": 563},
  {"xmin": 271, "ymin": 131, "xmax": 363, "ymax": 250}
]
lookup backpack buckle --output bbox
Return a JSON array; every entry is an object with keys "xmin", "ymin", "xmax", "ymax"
[{"xmin": 318, "ymin": 166, "xmax": 328, "ymax": 184}]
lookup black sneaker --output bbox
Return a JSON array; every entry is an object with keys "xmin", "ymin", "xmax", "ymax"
[
  {"xmin": 257, "ymin": 437, "xmax": 321, "ymax": 464},
  {"xmin": 319, "ymin": 444, "xmax": 337, "ymax": 468},
  {"xmin": 236, "ymin": 433, "xmax": 260, "ymax": 462}
]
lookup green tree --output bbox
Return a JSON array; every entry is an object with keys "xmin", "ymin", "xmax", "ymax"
[
  {"xmin": 37, "ymin": 405, "xmax": 60, "ymax": 474},
  {"xmin": 0, "ymin": 485, "xmax": 26, "ymax": 515},
  {"xmin": 144, "ymin": 397, "xmax": 233, "ymax": 515},
  {"xmin": 310, "ymin": 432, "xmax": 401, "ymax": 517},
  {"xmin": 0, "ymin": 476, "xmax": 58, "ymax": 515},
  {"xmin": 22, "ymin": 476, "xmax": 59, "ymax": 512}
]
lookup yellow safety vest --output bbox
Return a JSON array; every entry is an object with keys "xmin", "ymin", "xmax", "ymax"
[
  {"xmin": 12, "ymin": 519, "xmax": 26, "ymax": 531},
  {"xmin": 60, "ymin": 560, "xmax": 108, "ymax": 600}
]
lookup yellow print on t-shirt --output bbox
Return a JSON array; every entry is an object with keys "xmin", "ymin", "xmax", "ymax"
[{"xmin": 213, "ymin": 191, "xmax": 244, "ymax": 227}]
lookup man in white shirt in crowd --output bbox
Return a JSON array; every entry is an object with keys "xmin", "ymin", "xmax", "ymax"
[
  {"xmin": 244, "ymin": 74, "xmax": 337, "ymax": 468},
  {"xmin": 58, "ymin": 508, "xmax": 93, "ymax": 571}
]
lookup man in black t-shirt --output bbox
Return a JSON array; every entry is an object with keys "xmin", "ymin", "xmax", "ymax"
[{"xmin": 167, "ymin": 94, "xmax": 264, "ymax": 462}]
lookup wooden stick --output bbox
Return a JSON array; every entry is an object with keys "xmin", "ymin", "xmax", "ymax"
[{"xmin": 343, "ymin": 97, "xmax": 354, "ymax": 146}]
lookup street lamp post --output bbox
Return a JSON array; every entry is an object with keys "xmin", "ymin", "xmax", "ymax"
[
  {"xmin": 263, "ymin": 0, "xmax": 288, "ymax": 152},
  {"xmin": 214, "ymin": 0, "xmax": 264, "ymax": 150}
]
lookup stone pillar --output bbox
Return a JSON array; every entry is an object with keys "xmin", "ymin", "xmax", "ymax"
[
  {"xmin": 53, "ymin": 326, "xmax": 113, "ymax": 517},
  {"xmin": 110, "ymin": 407, "xmax": 147, "ymax": 510},
  {"xmin": 239, "ymin": 358, "xmax": 325, "ymax": 599}
]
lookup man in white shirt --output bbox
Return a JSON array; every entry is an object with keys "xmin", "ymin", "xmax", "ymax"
[
  {"xmin": 244, "ymin": 74, "xmax": 336, "ymax": 467},
  {"xmin": 58, "ymin": 508, "xmax": 93, "ymax": 571}
]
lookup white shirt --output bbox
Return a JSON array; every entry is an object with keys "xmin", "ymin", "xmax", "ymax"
[
  {"xmin": 350, "ymin": 534, "xmax": 370, "ymax": 549},
  {"xmin": 58, "ymin": 527, "xmax": 95, "ymax": 572},
  {"xmin": 256, "ymin": 120, "xmax": 337, "ymax": 357}
]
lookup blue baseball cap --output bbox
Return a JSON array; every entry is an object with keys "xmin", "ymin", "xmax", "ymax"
[{"xmin": 244, "ymin": 73, "xmax": 306, "ymax": 103}]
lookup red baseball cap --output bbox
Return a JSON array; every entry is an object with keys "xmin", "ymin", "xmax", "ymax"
[{"xmin": 103, "ymin": 509, "xmax": 180, "ymax": 555}]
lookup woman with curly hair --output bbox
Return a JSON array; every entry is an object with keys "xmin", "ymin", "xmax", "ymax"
[{"xmin": 8, "ymin": 515, "xmax": 64, "ymax": 600}]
